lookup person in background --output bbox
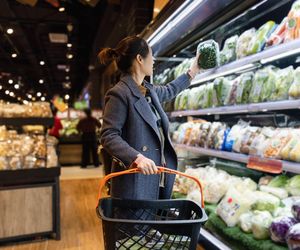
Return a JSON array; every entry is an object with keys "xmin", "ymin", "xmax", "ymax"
[
  {"xmin": 77, "ymin": 108, "xmax": 102, "ymax": 168},
  {"xmin": 49, "ymin": 108, "xmax": 63, "ymax": 139}
]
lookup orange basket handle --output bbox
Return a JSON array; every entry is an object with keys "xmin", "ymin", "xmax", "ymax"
[{"xmin": 97, "ymin": 167, "xmax": 204, "ymax": 208}]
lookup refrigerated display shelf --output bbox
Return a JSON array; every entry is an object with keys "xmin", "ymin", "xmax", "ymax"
[
  {"xmin": 170, "ymin": 99, "xmax": 300, "ymax": 117},
  {"xmin": 199, "ymin": 228, "xmax": 231, "ymax": 250},
  {"xmin": 174, "ymin": 144, "xmax": 300, "ymax": 174},
  {"xmin": 191, "ymin": 39, "xmax": 300, "ymax": 86}
]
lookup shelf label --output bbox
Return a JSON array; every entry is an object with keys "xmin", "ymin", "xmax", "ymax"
[{"xmin": 247, "ymin": 156, "xmax": 283, "ymax": 174}]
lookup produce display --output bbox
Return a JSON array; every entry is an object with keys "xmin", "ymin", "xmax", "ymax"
[
  {"xmin": 172, "ymin": 120, "xmax": 300, "ymax": 163},
  {"xmin": 197, "ymin": 40, "xmax": 220, "ymax": 69},
  {"xmin": 174, "ymin": 164, "xmax": 300, "ymax": 249},
  {"xmin": 0, "ymin": 102, "xmax": 52, "ymax": 118},
  {"xmin": 220, "ymin": 35, "xmax": 239, "ymax": 65},
  {"xmin": 60, "ymin": 119, "xmax": 79, "ymax": 137},
  {"xmin": 174, "ymin": 65, "xmax": 299, "ymax": 111},
  {"xmin": 0, "ymin": 126, "xmax": 58, "ymax": 170}
]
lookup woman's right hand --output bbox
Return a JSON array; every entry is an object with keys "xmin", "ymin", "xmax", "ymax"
[{"xmin": 131, "ymin": 154, "xmax": 158, "ymax": 175}]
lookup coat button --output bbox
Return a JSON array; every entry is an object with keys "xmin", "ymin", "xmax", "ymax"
[{"xmin": 142, "ymin": 146, "xmax": 148, "ymax": 152}]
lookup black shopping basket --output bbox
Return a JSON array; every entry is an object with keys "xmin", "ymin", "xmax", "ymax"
[{"xmin": 96, "ymin": 167, "xmax": 207, "ymax": 250}]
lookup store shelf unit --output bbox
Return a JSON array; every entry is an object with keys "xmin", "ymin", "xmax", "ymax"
[
  {"xmin": 191, "ymin": 39, "xmax": 300, "ymax": 87},
  {"xmin": 199, "ymin": 228, "xmax": 231, "ymax": 250},
  {"xmin": 175, "ymin": 144, "xmax": 300, "ymax": 174},
  {"xmin": 170, "ymin": 99, "xmax": 300, "ymax": 117},
  {"xmin": 0, "ymin": 117, "xmax": 60, "ymax": 244}
]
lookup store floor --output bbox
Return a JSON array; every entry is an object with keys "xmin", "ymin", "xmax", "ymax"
[{"xmin": 0, "ymin": 166, "xmax": 205, "ymax": 250}]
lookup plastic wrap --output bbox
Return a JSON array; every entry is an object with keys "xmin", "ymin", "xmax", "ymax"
[
  {"xmin": 220, "ymin": 35, "xmax": 238, "ymax": 65},
  {"xmin": 249, "ymin": 69, "xmax": 270, "ymax": 103},
  {"xmin": 197, "ymin": 40, "xmax": 220, "ymax": 69},
  {"xmin": 235, "ymin": 72, "xmax": 254, "ymax": 104},
  {"xmin": 236, "ymin": 28, "xmax": 256, "ymax": 59},
  {"xmin": 289, "ymin": 67, "xmax": 300, "ymax": 99}
]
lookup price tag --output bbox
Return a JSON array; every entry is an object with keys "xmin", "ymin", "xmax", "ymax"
[{"xmin": 247, "ymin": 156, "xmax": 283, "ymax": 174}]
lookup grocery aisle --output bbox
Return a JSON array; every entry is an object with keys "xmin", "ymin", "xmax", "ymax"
[{"xmin": 0, "ymin": 170, "xmax": 105, "ymax": 250}]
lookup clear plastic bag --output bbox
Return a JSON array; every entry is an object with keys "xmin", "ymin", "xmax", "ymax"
[
  {"xmin": 236, "ymin": 28, "xmax": 256, "ymax": 59},
  {"xmin": 220, "ymin": 35, "xmax": 239, "ymax": 65},
  {"xmin": 197, "ymin": 40, "xmax": 220, "ymax": 69}
]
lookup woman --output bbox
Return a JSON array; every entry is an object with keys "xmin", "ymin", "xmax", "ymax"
[{"xmin": 99, "ymin": 35, "xmax": 200, "ymax": 201}]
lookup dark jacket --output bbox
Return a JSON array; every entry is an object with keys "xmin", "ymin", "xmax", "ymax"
[{"xmin": 100, "ymin": 73, "xmax": 190, "ymax": 200}]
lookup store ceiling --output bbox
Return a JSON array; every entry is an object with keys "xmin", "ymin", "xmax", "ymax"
[{"xmin": 0, "ymin": 0, "xmax": 121, "ymax": 103}]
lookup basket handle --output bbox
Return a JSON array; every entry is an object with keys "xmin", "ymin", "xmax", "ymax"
[{"xmin": 97, "ymin": 167, "xmax": 204, "ymax": 208}]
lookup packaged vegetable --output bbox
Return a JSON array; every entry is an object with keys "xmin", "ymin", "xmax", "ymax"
[
  {"xmin": 187, "ymin": 87, "xmax": 200, "ymax": 110},
  {"xmin": 285, "ymin": 0, "xmax": 300, "ymax": 43},
  {"xmin": 251, "ymin": 210, "xmax": 273, "ymax": 240},
  {"xmin": 202, "ymin": 83, "xmax": 214, "ymax": 108},
  {"xmin": 236, "ymin": 28, "xmax": 256, "ymax": 59},
  {"xmin": 239, "ymin": 211, "xmax": 253, "ymax": 233},
  {"xmin": 187, "ymin": 189, "xmax": 202, "ymax": 206},
  {"xmin": 239, "ymin": 126, "xmax": 261, "ymax": 154},
  {"xmin": 224, "ymin": 76, "xmax": 240, "ymax": 106},
  {"xmin": 178, "ymin": 89, "xmax": 190, "ymax": 110},
  {"xmin": 273, "ymin": 206, "xmax": 293, "ymax": 218},
  {"xmin": 289, "ymin": 140, "xmax": 300, "ymax": 162},
  {"xmin": 186, "ymin": 123, "xmax": 202, "ymax": 146},
  {"xmin": 271, "ymin": 66, "xmax": 294, "ymax": 101},
  {"xmin": 268, "ymin": 175, "xmax": 290, "ymax": 188},
  {"xmin": 260, "ymin": 185, "xmax": 288, "ymax": 199},
  {"xmin": 212, "ymin": 77, "xmax": 226, "ymax": 107},
  {"xmin": 249, "ymin": 69, "xmax": 270, "ymax": 103},
  {"xmin": 267, "ymin": 17, "xmax": 288, "ymax": 47},
  {"xmin": 286, "ymin": 176, "xmax": 300, "ymax": 196},
  {"xmin": 197, "ymin": 40, "xmax": 220, "ymax": 69},
  {"xmin": 259, "ymin": 176, "xmax": 274, "ymax": 186},
  {"xmin": 264, "ymin": 129, "xmax": 292, "ymax": 159},
  {"xmin": 249, "ymin": 127, "xmax": 277, "ymax": 156},
  {"xmin": 235, "ymin": 178, "xmax": 258, "ymax": 192},
  {"xmin": 289, "ymin": 67, "xmax": 300, "ymax": 99},
  {"xmin": 221, "ymin": 79, "xmax": 234, "ymax": 106},
  {"xmin": 270, "ymin": 216, "xmax": 297, "ymax": 243},
  {"xmin": 235, "ymin": 72, "xmax": 254, "ymax": 104},
  {"xmin": 198, "ymin": 122, "xmax": 211, "ymax": 147},
  {"xmin": 292, "ymin": 201, "xmax": 300, "ymax": 221},
  {"xmin": 281, "ymin": 132, "xmax": 300, "ymax": 161},
  {"xmin": 224, "ymin": 120, "xmax": 249, "ymax": 152},
  {"xmin": 247, "ymin": 21, "xmax": 276, "ymax": 55},
  {"xmin": 216, "ymin": 187, "xmax": 254, "ymax": 227},
  {"xmin": 220, "ymin": 35, "xmax": 238, "ymax": 65},
  {"xmin": 207, "ymin": 122, "xmax": 226, "ymax": 149},
  {"xmin": 260, "ymin": 66, "xmax": 278, "ymax": 102},
  {"xmin": 252, "ymin": 191, "xmax": 281, "ymax": 212},
  {"xmin": 287, "ymin": 223, "xmax": 300, "ymax": 250}
]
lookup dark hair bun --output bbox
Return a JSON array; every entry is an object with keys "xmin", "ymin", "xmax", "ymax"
[{"xmin": 98, "ymin": 47, "xmax": 119, "ymax": 65}]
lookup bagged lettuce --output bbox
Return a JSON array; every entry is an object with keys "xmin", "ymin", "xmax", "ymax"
[
  {"xmin": 220, "ymin": 35, "xmax": 239, "ymax": 65},
  {"xmin": 251, "ymin": 211, "xmax": 273, "ymax": 240},
  {"xmin": 260, "ymin": 66, "xmax": 278, "ymax": 102},
  {"xmin": 197, "ymin": 40, "xmax": 220, "ymax": 69},
  {"xmin": 239, "ymin": 211, "xmax": 254, "ymax": 233},
  {"xmin": 212, "ymin": 77, "xmax": 225, "ymax": 107},
  {"xmin": 252, "ymin": 191, "xmax": 281, "ymax": 212},
  {"xmin": 202, "ymin": 83, "xmax": 214, "ymax": 108},
  {"xmin": 249, "ymin": 69, "xmax": 270, "ymax": 103},
  {"xmin": 247, "ymin": 21, "xmax": 276, "ymax": 55},
  {"xmin": 236, "ymin": 28, "xmax": 256, "ymax": 59},
  {"xmin": 224, "ymin": 77, "xmax": 241, "ymax": 106},
  {"xmin": 235, "ymin": 72, "xmax": 254, "ymax": 104},
  {"xmin": 270, "ymin": 66, "xmax": 294, "ymax": 101},
  {"xmin": 221, "ymin": 78, "xmax": 234, "ymax": 106},
  {"xmin": 187, "ymin": 87, "xmax": 200, "ymax": 110},
  {"xmin": 178, "ymin": 89, "xmax": 190, "ymax": 110},
  {"xmin": 289, "ymin": 67, "xmax": 300, "ymax": 99}
]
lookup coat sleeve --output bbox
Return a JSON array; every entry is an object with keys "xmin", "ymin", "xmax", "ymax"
[
  {"xmin": 153, "ymin": 73, "xmax": 190, "ymax": 103},
  {"xmin": 100, "ymin": 89, "xmax": 140, "ymax": 167}
]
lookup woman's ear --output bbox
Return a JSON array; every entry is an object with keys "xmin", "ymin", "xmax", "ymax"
[{"xmin": 136, "ymin": 54, "xmax": 143, "ymax": 64}]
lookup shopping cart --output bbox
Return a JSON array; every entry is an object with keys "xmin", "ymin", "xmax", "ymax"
[{"xmin": 96, "ymin": 167, "xmax": 207, "ymax": 250}]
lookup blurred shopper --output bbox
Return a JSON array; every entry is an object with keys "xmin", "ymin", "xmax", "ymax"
[
  {"xmin": 77, "ymin": 109, "xmax": 102, "ymax": 168},
  {"xmin": 49, "ymin": 108, "xmax": 63, "ymax": 139}
]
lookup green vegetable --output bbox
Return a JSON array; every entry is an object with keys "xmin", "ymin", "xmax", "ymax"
[
  {"xmin": 285, "ymin": 175, "xmax": 300, "ymax": 196},
  {"xmin": 289, "ymin": 67, "xmax": 300, "ymax": 99},
  {"xmin": 259, "ymin": 185, "xmax": 288, "ymax": 199},
  {"xmin": 251, "ymin": 211, "xmax": 273, "ymax": 240},
  {"xmin": 260, "ymin": 66, "xmax": 278, "ymax": 102},
  {"xmin": 174, "ymin": 93, "xmax": 182, "ymax": 110},
  {"xmin": 197, "ymin": 40, "xmax": 220, "ymax": 69},
  {"xmin": 220, "ymin": 35, "xmax": 238, "ymax": 65},
  {"xmin": 220, "ymin": 77, "xmax": 233, "ymax": 105},
  {"xmin": 235, "ymin": 72, "xmax": 254, "ymax": 104},
  {"xmin": 249, "ymin": 69, "xmax": 269, "ymax": 103},
  {"xmin": 212, "ymin": 77, "xmax": 224, "ymax": 106},
  {"xmin": 268, "ymin": 175, "xmax": 289, "ymax": 188},
  {"xmin": 247, "ymin": 21, "xmax": 276, "ymax": 55},
  {"xmin": 252, "ymin": 191, "xmax": 280, "ymax": 212},
  {"xmin": 178, "ymin": 89, "xmax": 190, "ymax": 110}
]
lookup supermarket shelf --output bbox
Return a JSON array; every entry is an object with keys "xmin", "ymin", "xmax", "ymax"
[
  {"xmin": 174, "ymin": 144, "xmax": 300, "ymax": 174},
  {"xmin": 0, "ymin": 117, "xmax": 54, "ymax": 126},
  {"xmin": 199, "ymin": 228, "xmax": 231, "ymax": 250},
  {"xmin": 170, "ymin": 100, "xmax": 300, "ymax": 117},
  {"xmin": 192, "ymin": 39, "xmax": 300, "ymax": 86}
]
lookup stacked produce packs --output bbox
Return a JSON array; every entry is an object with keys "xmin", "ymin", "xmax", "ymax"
[
  {"xmin": 174, "ymin": 165, "xmax": 300, "ymax": 249},
  {"xmin": 172, "ymin": 120, "xmax": 300, "ymax": 163}
]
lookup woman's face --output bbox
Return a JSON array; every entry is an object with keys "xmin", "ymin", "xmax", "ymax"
[{"xmin": 141, "ymin": 47, "xmax": 154, "ymax": 76}]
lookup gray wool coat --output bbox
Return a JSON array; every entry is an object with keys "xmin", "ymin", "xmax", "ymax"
[{"xmin": 100, "ymin": 73, "xmax": 191, "ymax": 200}]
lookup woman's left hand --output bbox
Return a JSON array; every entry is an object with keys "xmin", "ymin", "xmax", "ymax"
[{"xmin": 187, "ymin": 53, "xmax": 201, "ymax": 79}]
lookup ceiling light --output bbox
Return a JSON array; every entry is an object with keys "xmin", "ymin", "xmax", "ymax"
[
  {"xmin": 27, "ymin": 94, "xmax": 32, "ymax": 99},
  {"xmin": 11, "ymin": 53, "xmax": 17, "ymax": 58},
  {"xmin": 37, "ymin": 92, "xmax": 42, "ymax": 97},
  {"xmin": 40, "ymin": 60, "xmax": 45, "ymax": 65},
  {"xmin": 8, "ymin": 79, "xmax": 13, "ymax": 84},
  {"xmin": 59, "ymin": 7, "xmax": 65, "ymax": 12},
  {"xmin": 154, "ymin": 8, "xmax": 160, "ymax": 13},
  {"xmin": 67, "ymin": 43, "xmax": 72, "ymax": 48},
  {"xmin": 17, "ymin": 97, "xmax": 21, "ymax": 101},
  {"xmin": 5, "ymin": 90, "xmax": 9, "ymax": 95},
  {"xmin": 23, "ymin": 100, "xmax": 28, "ymax": 105},
  {"xmin": 41, "ymin": 97, "xmax": 46, "ymax": 102},
  {"xmin": 6, "ymin": 28, "xmax": 14, "ymax": 34},
  {"xmin": 64, "ymin": 94, "xmax": 70, "ymax": 100},
  {"xmin": 9, "ymin": 92, "xmax": 14, "ymax": 97},
  {"xmin": 65, "ymin": 76, "xmax": 70, "ymax": 80},
  {"xmin": 39, "ymin": 79, "xmax": 44, "ymax": 84},
  {"xmin": 0, "ymin": 85, "xmax": 2, "ymax": 90},
  {"xmin": 65, "ymin": 67, "xmax": 70, "ymax": 72},
  {"xmin": 14, "ymin": 84, "xmax": 19, "ymax": 89},
  {"xmin": 66, "ymin": 53, "xmax": 73, "ymax": 59},
  {"xmin": 32, "ymin": 97, "xmax": 36, "ymax": 101}
]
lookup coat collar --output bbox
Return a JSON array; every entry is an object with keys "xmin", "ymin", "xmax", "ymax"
[{"xmin": 120, "ymin": 74, "xmax": 154, "ymax": 98}]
